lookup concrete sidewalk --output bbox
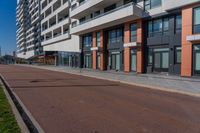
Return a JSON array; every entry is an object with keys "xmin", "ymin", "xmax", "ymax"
[{"xmin": 21, "ymin": 64, "xmax": 200, "ymax": 97}]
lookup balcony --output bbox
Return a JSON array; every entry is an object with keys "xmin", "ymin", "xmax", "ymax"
[
  {"xmin": 42, "ymin": 33, "xmax": 70, "ymax": 46},
  {"xmin": 163, "ymin": 0, "xmax": 200, "ymax": 10},
  {"xmin": 71, "ymin": 2, "xmax": 144, "ymax": 35},
  {"xmin": 70, "ymin": 0, "xmax": 103, "ymax": 18}
]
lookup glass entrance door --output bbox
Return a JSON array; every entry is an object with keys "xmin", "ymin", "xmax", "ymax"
[
  {"xmin": 153, "ymin": 48, "xmax": 169, "ymax": 72},
  {"xmin": 116, "ymin": 54, "xmax": 120, "ymax": 70},
  {"xmin": 110, "ymin": 52, "xmax": 120, "ymax": 71},
  {"xmin": 97, "ymin": 53, "xmax": 101, "ymax": 69},
  {"xmin": 193, "ymin": 45, "xmax": 200, "ymax": 75},
  {"xmin": 131, "ymin": 49, "xmax": 137, "ymax": 71},
  {"xmin": 84, "ymin": 54, "xmax": 92, "ymax": 68}
]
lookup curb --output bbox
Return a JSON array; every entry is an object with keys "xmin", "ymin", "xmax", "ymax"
[
  {"xmin": 0, "ymin": 80, "xmax": 30, "ymax": 133},
  {"xmin": 0, "ymin": 75, "xmax": 45, "ymax": 133},
  {"xmin": 29, "ymin": 65, "xmax": 200, "ymax": 98}
]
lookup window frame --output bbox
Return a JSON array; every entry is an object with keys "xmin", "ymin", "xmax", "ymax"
[
  {"xmin": 175, "ymin": 15, "xmax": 182, "ymax": 33},
  {"xmin": 193, "ymin": 7, "xmax": 200, "ymax": 34},
  {"xmin": 144, "ymin": 0, "xmax": 162, "ymax": 10},
  {"xmin": 108, "ymin": 28, "xmax": 123, "ymax": 44},
  {"xmin": 174, "ymin": 46, "xmax": 182, "ymax": 64},
  {"xmin": 96, "ymin": 32, "xmax": 101, "ymax": 47},
  {"xmin": 148, "ymin": 17, "xmax": 169, "ymax": 37},
  {"xmin": 83, "ymin": 34, "xmax": 92, "ymax": 48},
  {"xmin": 130, "ymin": 23, "xmax": 137, "ymax": 42}
]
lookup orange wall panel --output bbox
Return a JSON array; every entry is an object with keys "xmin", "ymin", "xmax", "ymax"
[
  {"xmin": 124, "ymin": 47, "xmax": 131, "ymax": 72},
  {"xmin": 181, "ymin": 7, "xmax": 193, "ymax": 77},
  {"xmin": 93, "ymin": 51, "xmax": 97, "ymax": 69},
  {"xmin": 124, "ymin": 23, "xmax": 131, "ymax": 72},
  {"xmin": 92, "ymin": 32, "xmax": 97, "ymax": 69}
]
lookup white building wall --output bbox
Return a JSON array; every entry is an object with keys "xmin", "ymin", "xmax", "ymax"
[
  {"xmin": 41, "ymin": 0, "xmax": 81, "ymax": 53},
  {"xmin": 43, "ymin": 35, "xmax": 80, "ymax": 52},
  {"xmin": 17, "ymin": 50, "xmax": 35, "ymax": 59}
]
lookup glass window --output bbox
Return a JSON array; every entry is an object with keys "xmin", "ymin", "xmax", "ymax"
[
  {"xmin": 124, "ymin": 0, "xmax": 133, "ymax": 5},
  {"xmin": 79, "ymin": 17, "xmax": 86, "ymax": 24},
  {"xmin": 193, "ymin": 45, "xmax": 200, "ymax": 73},
  {"xmin": 110, "ymin": 30, "xmax": 116, "ymax": 44},
  {"xmin": 163, "ymin": 18, "xmax": 169, "ymax": 33},
  {"xmin": 144, "ymin": 0, "xmax": 150, "ymax": 10},
  {"xmin": 148, "ymin": 48, "xmax": 153, "ymax": 65},
  {"xmin": 108, "ymin": 28, "xmax": 123, "ymax": 44},
  {"xmin": 84, "ymin": 54, "xmax": 92, "ymax": 68},
  {"xmin": 97, "ymin": 53, "xmax": 101, "ymax": 69},
  {"xmin": 175, "ymin": 47, "xmax": 181, "ymax": 64},
  {"xmin": 153, "ymin": 19, "xmax": 162, "ymax": 33},
  {"xmin": 94, "ymin": 10, "xmax": 100, "ymax": 17},
  {"xmin": 195, "ymin": 53, "xmax": 200, "ymax": 71},
  {"xmin": 145, "ymin": 0, "xmax": 161, "ymax": 10},
  {"xmin": 83, "ymin": 34, "xmax": 92, "ymax": 47},
  {"xmin": 116, "ymin": 29, "xmax": 122, "ymax": 43},
  {"xmin": 130, "ymin": 23, "xmax": 137, "ymax": 42},
  {"xmin": 162, "ymin": 52, "xmax": 169, "ymax": 68},
  {"xmin": 148, "ymin": 17, "xmax": 170, "ymax": 37},
  {"xmin": 151, "ymin": 0, "xmax": 161, "ymax": 8},
  {"xmin": 131, "ymin": 49, "xmax": 137, "ymax": 71},
  {"xmin": 148, "ymin": 21, "xmax": 153, "ymax": 37},
  {"xmin": 96, "ymin": 32, "xmax": 101, "ymax": 47},
  {"xmin": 116, "ymin": 54, "xmax": 120, "ymax": 70},
  {"xmin": 193, "ymin": 7, "xmax": 200, "ymax": 34},
  {"xmin": 175, "ymin": 15, "xmax": 182, "ymax": 33},
  {"xmin": 104, "ymin": 4, "xmax": 116, "ymax": 13}
]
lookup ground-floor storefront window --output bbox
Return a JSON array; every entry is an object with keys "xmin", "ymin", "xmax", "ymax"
[
  {"xmin": 58, "ymin": 52, "xmax": 79, "ymax": 67},
  {"xmin": 108, "ymin": 52, "xmax": 120, "ymax": 71},
  {"xmin": 148, "ymin": 47, "xmax": 169, "ymax": 72},
  {"xmin": 154, "ymin": 48, "xmax": 169, "ymax": 72},
  {"xmin": 193, "ymin": 45, "xmax": 200, "ymax": 75}
]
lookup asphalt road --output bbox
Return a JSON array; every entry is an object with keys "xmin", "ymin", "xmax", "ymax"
[{"xmin": 0, "ymin": 65, "xmax": 200, "ymax": 133}]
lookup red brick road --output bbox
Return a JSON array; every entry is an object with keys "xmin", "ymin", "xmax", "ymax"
[{"xmin": 0, "ymin": 65, "xmax": 200, "ymax": 133}]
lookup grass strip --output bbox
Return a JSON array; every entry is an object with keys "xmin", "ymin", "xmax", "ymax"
[{"xmin": 0, "ymin": 86, "xmax": 21, "ymax": 133}]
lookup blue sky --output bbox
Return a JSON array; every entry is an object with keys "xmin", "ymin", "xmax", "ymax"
[{"xmin": 0, "ymin": 0, "xmax": 17, "ymax": 55}]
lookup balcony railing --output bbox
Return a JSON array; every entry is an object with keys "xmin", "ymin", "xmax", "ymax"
[
  {"xmin": 71, "ymin": 0, "xmax": 88, "ymax": 11},
  {"xmin": 73, "ymin": 2, "xmax": 139, "ymax": 28}
]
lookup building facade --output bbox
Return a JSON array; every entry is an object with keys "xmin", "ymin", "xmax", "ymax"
[
  {"xmin": 16, "ymin": 0, "xmax": 42, "ymax": 59},
  {"xmin": 70, "ymin": 0, "xmax": 200, "ymax": 77},
  {"xmin": 40, "ymin": 0, "xmax": 81, "ymax": 66},
  {"xmin": 16, "ymin": 0, "xmax": 200, "ymax": 77}
]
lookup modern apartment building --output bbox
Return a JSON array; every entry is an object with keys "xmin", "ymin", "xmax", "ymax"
[
  {"xmin": 16, "ymin": 0, "xmax": 200, "ymax": 77},
  {"xmin": 16, "ymin": 0, "xmax": 27, "ymax": 58},
  {"xmin": 40, "ymin": 0, "xmax": 81, "ymax": 66},
  {"xmin": 16, "ymin": 0, "xmax": 42, "ymax": 59},
  {"xmin": 69, "ymin": 0, "xmax": 200, "ymax": 77}
]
